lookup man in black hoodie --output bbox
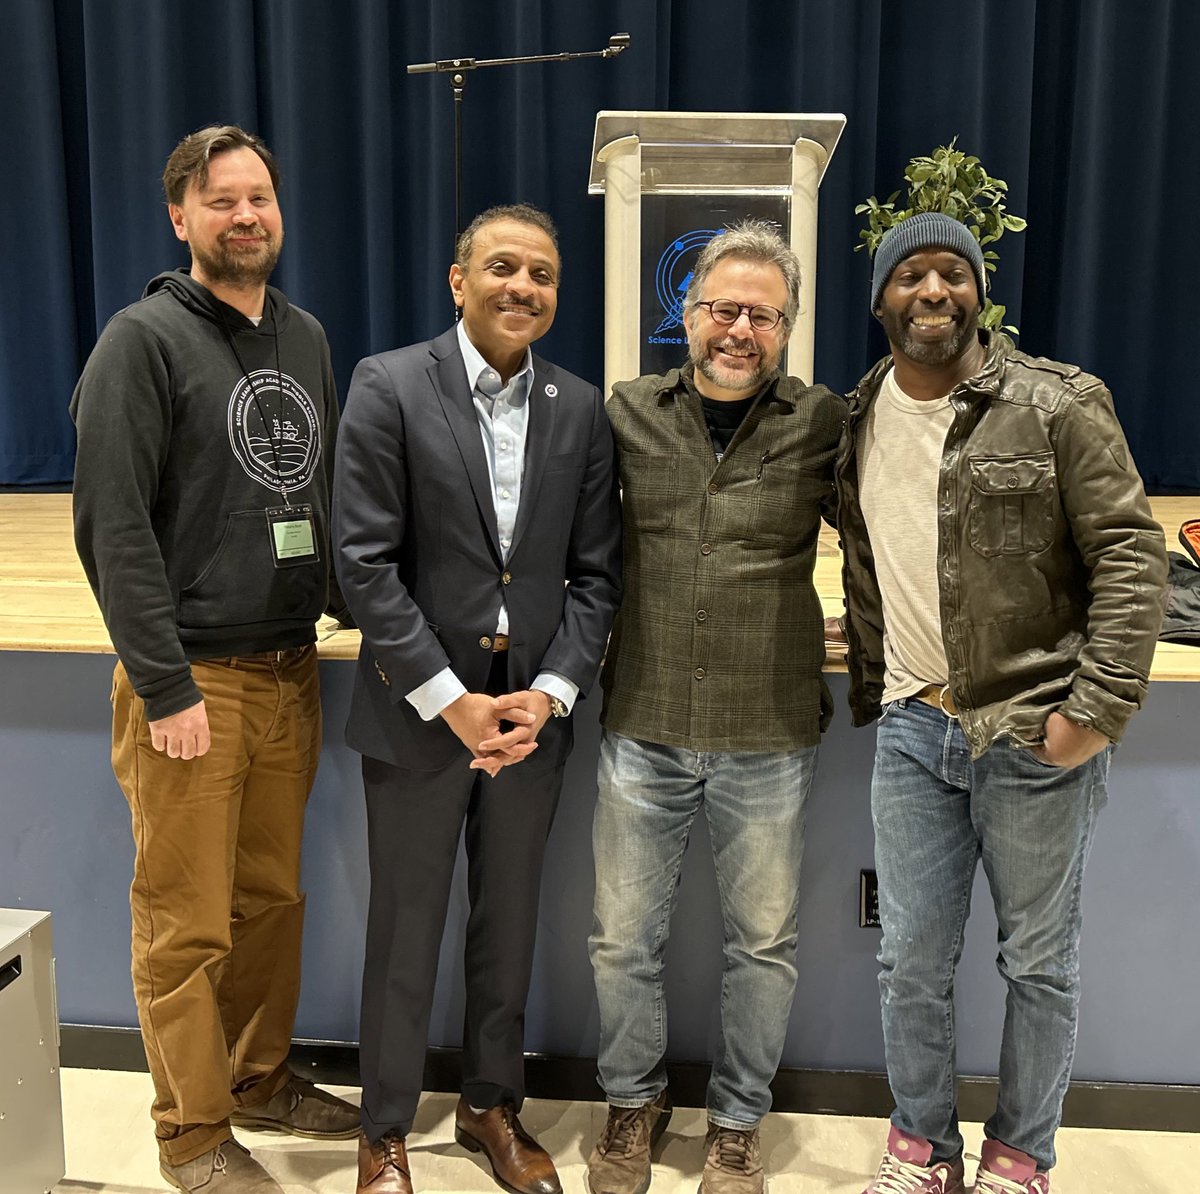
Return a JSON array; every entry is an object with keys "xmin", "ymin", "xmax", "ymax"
[{"xmin": 71, "ymin": 125, "xmax": 357, "ymax": 1193}]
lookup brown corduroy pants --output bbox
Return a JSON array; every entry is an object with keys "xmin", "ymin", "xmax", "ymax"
[{"xmin": 110, "ymin": 646, "xmax": 321, "ymax": 1165}]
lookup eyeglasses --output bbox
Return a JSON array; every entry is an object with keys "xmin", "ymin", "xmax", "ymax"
[{"xmin": 693, "ymin": 299, "xmax": 786, "ymax": 332}]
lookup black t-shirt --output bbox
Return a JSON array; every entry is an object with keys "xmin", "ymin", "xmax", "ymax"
[{"xmin": 701, "ymin": 393, "xmax": 757, "ymax": 460}]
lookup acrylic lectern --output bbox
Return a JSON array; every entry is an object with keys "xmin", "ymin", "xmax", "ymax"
[{"xmin": 588, "ymin": 111, "xmax": 845, "ymax": 395}]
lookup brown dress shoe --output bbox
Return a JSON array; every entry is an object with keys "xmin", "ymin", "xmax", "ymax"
[
  {"xmin": 356, "ymin": 1129, "xmax": 414, "ymax": 1194},
  {"xmin": 454, "ymin": 1098, "xmax": 562, "ymax": 1194}
]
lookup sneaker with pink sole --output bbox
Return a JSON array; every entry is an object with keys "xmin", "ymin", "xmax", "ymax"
[{"xmin": 862, "ymin": 1125, "xmax": 966, "ymax": 1193}]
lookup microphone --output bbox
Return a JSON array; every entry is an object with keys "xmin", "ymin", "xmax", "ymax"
[{"xmin": 604, "ymin": 33, "xmax": 631, "ymax": 58}]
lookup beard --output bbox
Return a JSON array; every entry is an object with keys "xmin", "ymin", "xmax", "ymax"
[
  {"xmin": 688, "ymin": 328, "xmax": 780, "ymax": 393},
  {"xmin": 191, "ymin": 226, "xmax": 282, "ymax": 288},
  {"xmin": 878, "ymin": 302, "xmax": 980, "ymax": 366}
]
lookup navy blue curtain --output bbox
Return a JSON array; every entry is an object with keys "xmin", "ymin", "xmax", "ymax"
[{"xmin": 2, "ymin": 0, "xmax": 1195, "ymax": 488}]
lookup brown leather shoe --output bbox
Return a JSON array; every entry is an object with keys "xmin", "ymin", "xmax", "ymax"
[
  {"xmin": 454, "ymin": 1098, "xmax": 562, "ymax": 1194},
  {"xmin": 356, "ymin": 1129, "xmax": 413, "ymax": 1194}
]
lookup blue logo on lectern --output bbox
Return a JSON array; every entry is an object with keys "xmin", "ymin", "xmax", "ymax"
[{"xmin": 650, "ymin": 229, "xmax": 719, "ymax": 338}]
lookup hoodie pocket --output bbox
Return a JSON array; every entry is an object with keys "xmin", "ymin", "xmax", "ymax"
[{"xmin": 179, "ymin": 510, "xmax": 324, "ymax": 629}]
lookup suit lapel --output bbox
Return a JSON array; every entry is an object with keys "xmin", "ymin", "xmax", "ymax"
[
  {"xmin": 511, "ymin": 357, "xmax": 560, "ymax": 555},
  {"xmin": 429, "ymin": 329, "xmax": 502, "ymax": 557}
]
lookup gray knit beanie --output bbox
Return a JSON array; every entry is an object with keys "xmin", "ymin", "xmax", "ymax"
[{"xmin": 870, "ymin": 211, "xmax": 986, "ymax": 313}]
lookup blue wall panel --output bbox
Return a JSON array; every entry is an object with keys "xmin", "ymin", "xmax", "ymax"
[{"xmin": 1, "ymin": 653, "xmax": 1197, "ymax": 1084}]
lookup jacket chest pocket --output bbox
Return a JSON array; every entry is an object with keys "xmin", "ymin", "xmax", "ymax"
[
  {"xmin": 966, "ymin": 453, "xmax": 1057, "ymax": 556},
  {"xmin": 619, "ymin": 450, "xmax": 677, "ymax": 531},
  {"xmin": 725, "ymin": 458, "xmax": 825, "ymax": 545}
]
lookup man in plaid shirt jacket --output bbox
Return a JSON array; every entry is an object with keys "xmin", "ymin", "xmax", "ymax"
[{"xmin": 586, "ymin": 221, "xmax": 845, "ymax": 1194}]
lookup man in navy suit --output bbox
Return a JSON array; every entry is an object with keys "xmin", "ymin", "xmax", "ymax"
[{"xmin": 334, "ymin": 204, "xmax": 622, "ymax": 1194}]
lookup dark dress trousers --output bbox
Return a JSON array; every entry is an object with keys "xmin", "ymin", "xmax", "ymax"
[{"xmin": 334, "ymin": 326, "xmax": 622, "ymax": 1140}]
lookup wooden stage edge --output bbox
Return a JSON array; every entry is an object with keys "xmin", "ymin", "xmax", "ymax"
[{"xmin": 1, "ymin": 492, "xmax": 1197, "ymax": 681}]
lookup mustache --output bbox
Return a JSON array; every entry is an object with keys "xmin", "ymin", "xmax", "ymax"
[
  {"xmin": 499, "ymin": 297, "xmax": 541, "ymax": 314},
  {"xmin": 712, "ymin": 335, "xmax": 757, "ymax": 352},
  {"xmin": 220, "ymin": 227, "xmax": 271, "ymax": 244}
]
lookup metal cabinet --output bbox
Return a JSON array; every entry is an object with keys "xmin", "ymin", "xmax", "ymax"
[{"xmin": 0, "ymin": 909, "xmax": 65, "ymax": 1192}]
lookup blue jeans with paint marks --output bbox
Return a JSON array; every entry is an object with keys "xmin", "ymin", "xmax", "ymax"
[{"xmin": 589, "ymin": 730, "xmax": 817, "ymax": 1128}]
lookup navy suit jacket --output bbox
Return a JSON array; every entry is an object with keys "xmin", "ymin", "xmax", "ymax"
[{"xmin": 333, "ymin": 326, "xmax": 622, "ymax": 771}]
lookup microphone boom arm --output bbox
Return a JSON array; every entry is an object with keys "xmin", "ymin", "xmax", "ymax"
[{"xmin": 406, "ymin": 33, "xmax": 631, "ymax": 268}]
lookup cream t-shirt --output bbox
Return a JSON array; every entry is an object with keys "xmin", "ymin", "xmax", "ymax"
[{"xmin": 858, "ymin": 367, "xmax": 955, "ymax": 701}]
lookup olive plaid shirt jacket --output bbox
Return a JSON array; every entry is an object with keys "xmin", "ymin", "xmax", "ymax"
[{"xmin": 601, "ymin": 364, "xmax": 846, "ymax": 752}]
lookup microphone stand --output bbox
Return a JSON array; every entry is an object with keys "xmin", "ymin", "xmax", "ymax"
[{"xmin": 408, "ymin": 33, "xmax": 631, "ymax": 256}]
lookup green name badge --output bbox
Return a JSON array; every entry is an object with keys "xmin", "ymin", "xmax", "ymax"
[{"xmin": 265, "ymin": 504, "xmax": 319, "ymax": 568}]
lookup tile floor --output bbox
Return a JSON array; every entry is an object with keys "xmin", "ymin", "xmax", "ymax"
[{"xmin": 53, "ymin": 1067, "xmax": 1197, "ymax": 1193}]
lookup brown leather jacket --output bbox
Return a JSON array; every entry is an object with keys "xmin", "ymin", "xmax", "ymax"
[{"xmin": 836, "ymin": 332, "xmax": 1168, "ymax": 758}]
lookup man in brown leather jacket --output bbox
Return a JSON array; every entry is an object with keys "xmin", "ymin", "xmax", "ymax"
[{"xmin": 838, "ymin": 213, "xmax": 1167, "ymax": 1194}]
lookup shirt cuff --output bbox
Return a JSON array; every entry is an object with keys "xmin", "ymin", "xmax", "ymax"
[
  {"xmin": 406, "ymin": 667, "xmax": 468, "ymax": 721},
  {"xmin": 532, "ymin": 671, "xmax": 580, "ymax": 715}
]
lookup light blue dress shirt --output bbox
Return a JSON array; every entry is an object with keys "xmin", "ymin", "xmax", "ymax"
[{"xmin": 404, "ymin": 321, "xmax": 580, "ymax": 721}]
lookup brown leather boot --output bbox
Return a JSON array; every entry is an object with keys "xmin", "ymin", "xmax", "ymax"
[
  {"xmin": 586, "ymin": 1089, "xmax": 672, "ymax": 1194},
  {"xmin": 700, "ymin": 1123, "xmax": 765, "ymax": 1194}
]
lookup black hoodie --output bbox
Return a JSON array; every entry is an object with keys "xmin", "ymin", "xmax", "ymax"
[{"xmin": 71, "ymin": 269, "xmax": 339, "ymax": 721}]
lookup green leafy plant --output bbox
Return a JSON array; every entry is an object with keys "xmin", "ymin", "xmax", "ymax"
[{"xmin": 855, "ymin": 137, "xmax": 1027, "ymax": 333}]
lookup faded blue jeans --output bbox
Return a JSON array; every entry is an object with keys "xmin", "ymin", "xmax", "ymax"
[
  {"xmin": 589, "ymin": 730, "xmax": 817, "ymax": 1128},
  {"xmin": 872, "ymin": 698, "xmax": 1109, "ymax": 1170}
]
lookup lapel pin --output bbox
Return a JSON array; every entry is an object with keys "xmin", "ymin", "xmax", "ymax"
[{"xmin": 544, "ymin": 383, "xmax": 558, "ymax": 398}]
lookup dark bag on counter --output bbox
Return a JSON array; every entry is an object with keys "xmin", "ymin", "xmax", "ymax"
[{"xmin": 1160, "ymin": 540, "xmax": 1200, "ymax": 645}]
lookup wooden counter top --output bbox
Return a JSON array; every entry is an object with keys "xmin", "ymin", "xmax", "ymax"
[
  {"xmin": 0, "ymin": 493, "xmax": 361, "ymax": 660},
  {"xmin": 2, "ymin": 492, "xmax": 1196, "ymax": 680}
]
